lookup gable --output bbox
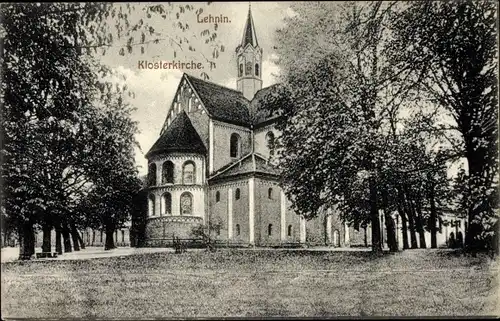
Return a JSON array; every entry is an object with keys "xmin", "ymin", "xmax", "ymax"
[
  {"xmin": 209, "ymin": 153, "xmax": 280, "ymax": 182},
  {"xmin": 159, "ymin": 75, "xmax": 209, "ymax": 136}
]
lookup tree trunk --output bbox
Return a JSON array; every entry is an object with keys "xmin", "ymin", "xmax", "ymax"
[
  {"xmin": 381, "ymin": 189, "xmax": 397, "ymax": 252},
  {"xmin": 403, "ymin": 190, "xmax": 419, "ymax": 249},
  {"xmin": 61, "ymin": 224, "xmax": 72, "ymax": 253},
  {"xmin": 18, "ymin": 221, "xmax": 35, "ymax": 260},
  {"xmin": 77, "ymin": 230, "xmax": 85, "ymax": 249},
  {"xmin": 463, "ymin": 140, "xmax": 487, "ymax": 252},
  {"xmin": 400, "ymin": 187, "xmax": 418, "ymax": 249},
  {"xmin": 2, "ymin": 230, "xmax": 8, "ymax": 248},
  {"xmin": 2, "ymin": 221, "xmax": 8, "ymax": 248},
  {"xmin": 429, "ymin": 185, "xmax": 438, "ymax": 249},
  {"xmin": 70, "ymin": 223, "xmax": 80, "ymax": 251},
  {"xmin": 414, "ymin": 198, "xmax": 427, "ymax": 249},
  {"xmin": 406, "ymin": 206, "xmax": 418, "ymax": 249},
  {"xmin": 55, "ymin": 228, "xmax": 63, "ymax": 255},
  {"xmin": 384, "ymin": 211, "xmax": 398, "ymax": 252},
  {"xmin": 105, "ymin": 225, "xmax": 116, "ymax": 250},
  {"xmin": 397, "ymin": 204, "xmax": 409, "ymax": 250},
  {"xmin": 369, "ymin": 178, "xmax": 383, "ymax": 254},
  {"xmin": 42, "ymin": 223, "xmax": 52, "ymax": 253}
]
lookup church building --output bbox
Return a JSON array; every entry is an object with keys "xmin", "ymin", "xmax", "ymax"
[{"xmin": 142, "ymin": 6, "xmax": 369, "ymax": 247}]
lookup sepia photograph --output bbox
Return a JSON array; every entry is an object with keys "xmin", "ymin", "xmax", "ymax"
[{"xmin": 0, "ymin": 1, "xmax": 499, "ymax": 319}]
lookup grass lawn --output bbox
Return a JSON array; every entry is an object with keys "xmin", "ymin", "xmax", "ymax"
[{"xmin": 1, "ymin": 248, "xmax": 498, "ymax": 318}]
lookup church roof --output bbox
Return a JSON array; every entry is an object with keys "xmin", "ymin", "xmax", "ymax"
[
  {"xmin": 185, "ymin": 74, "xmax": 252, "ymax": 127},
  {"xmin": 146, "ymin": 111, "xmax": 206, "ymax": 158},
  {"xmin": 241, "ymin": 6, "xmax": 259, "ymax": 48},
  {"xmin": 209, "ymin": 153, "xmax": 280, "ymax": 181}
]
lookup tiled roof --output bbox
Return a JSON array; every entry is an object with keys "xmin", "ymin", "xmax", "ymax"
[
  {"xmin": 209, "ymin": 153, "xmax": 280, "ymax": 181},
  {"xmin": 185, "ymin": 74, "xmax": 251, "ymax": 127},
  {"xmin": 146, "ymin": 111, "xmax": 206, "ymax": 158}
]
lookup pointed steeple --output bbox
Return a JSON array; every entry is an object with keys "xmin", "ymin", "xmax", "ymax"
[
  {"xmin": 241, "ymin": 4, "xmax": 258, "ymax": 48},
  {"xmin": 236, "ymin": 3, "xmax": 262, "ymax": 101}
]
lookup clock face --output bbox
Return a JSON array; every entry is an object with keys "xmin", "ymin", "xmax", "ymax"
[{"xmin": 245, "ymin": 62, "xmax": 252, "ymax": 76}]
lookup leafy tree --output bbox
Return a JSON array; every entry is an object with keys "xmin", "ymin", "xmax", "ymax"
[
  {"xmin": 76, "ymin": 94, "xmax": 141, "ymax": 250},
  {"xmin": 390, "ymin": 0, "xmax": 498, "ymax": 251},
  {"xmin": 1, "ymin": 2, "xmax": 223, "ymax": 259},
  {"xmin": 263, "ymin": 2, "xmax": 414, "ymax": 253}
]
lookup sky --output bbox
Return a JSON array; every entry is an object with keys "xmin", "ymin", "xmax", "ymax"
[{"xmin": 98, "ymin": 2, "xmax": 293, "ymax": 175}]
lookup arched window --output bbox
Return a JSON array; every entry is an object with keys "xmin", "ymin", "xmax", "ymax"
[
  {"xmin": 288, "ymin": 225, "xmax": 293, "ymax": 237},
  {"xmin": 239, "ymin": 63, "xmax": 243, "ymax": 77},
  {"xmin": 265, "ymin": 131, "xmax": 275, "ymax": 156},
  {"xmin": 268, "ymin": 188, "xmax": 273, "ymax": 199},
  {"xmin": 182, "ymin": 161, "xmax": 196, "ymax": 184},
  {"xmin": 236, "ymin": 224, "xmax": 240, "ymax": 236},
  {"xmin": 180, "ymin": 192, "xmax": 193, "ymax": 215},
  {"xmin": 188, "ymin": 97, "xmax": 192, "ymax": 112},
  {"xmin": 245, "ymin": 61, "xmax": 252, "ymax": 75},
  {"xmin": 230, "ymin": 133, "xmax": 241, "ymax": 158},
  {"xmin": 148, "ymin": 194, "xmax": 155, "ymax": 216},
  {"xmin": 162, "ymin": 161, "xmax": 174, "ymax": 184},
  {"xmin": 215, "ymin": 191, "xmax": 220, "ymax": 203},
  {"xmin": 255, "ymin": 63, "xmax": 260, "ymax": 76},
  {"xmin": 161, "ymin": 192, "xmax": 172, "ymax": 216},
  {"xmin": 268, "ymin": 224, "xmax": 273, "ymax": 236},
  {"xmin": 148, "ymin": 163, "xmax": 157, "ymax": 186},
  {"xmin": 235, "ymin": 188, "xmax": 241, "ymax": 200}
]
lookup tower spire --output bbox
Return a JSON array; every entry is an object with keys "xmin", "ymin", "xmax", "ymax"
[
  {"xmin": 241, "ymin": 2, "xmax": 258, "ymax": 48},
  {"xmin": 236, "ymin": 2, "xmax": 262, "ymax": 100}
]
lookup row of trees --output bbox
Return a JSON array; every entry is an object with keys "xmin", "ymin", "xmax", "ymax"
[
  {"xmin": 262, "ymin": 1, "xmax": 498, "ymax": 254},
  {"xmin": 1, "ymin": 3, "xmax": 221, "ymax": 259}
]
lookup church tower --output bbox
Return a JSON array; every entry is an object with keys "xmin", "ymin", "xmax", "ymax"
[{"xmin": 236, "ymin": 5, "xmax": 262, "ymax": 101}]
